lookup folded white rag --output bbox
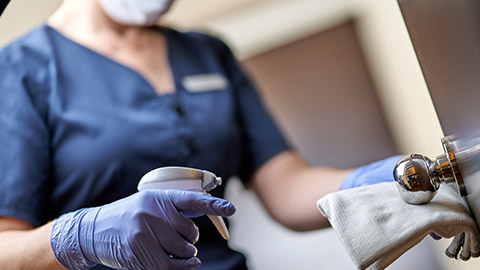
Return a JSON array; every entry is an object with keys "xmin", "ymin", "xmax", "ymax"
[{"xmin": 317, "ymin": 182, "xmax": 480, "ymax": 270}]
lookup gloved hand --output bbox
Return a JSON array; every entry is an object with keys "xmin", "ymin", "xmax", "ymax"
[
  {"xmin": 50, "ymin": 189, "xmax": 236, "ymax": 270},
  {"xmin": 445, "ymin": 232, "xmax": 480, "ymax": 261},
  {"xmin": 340, "ymin": 155, "xmax": 403, "ymax": 190}
]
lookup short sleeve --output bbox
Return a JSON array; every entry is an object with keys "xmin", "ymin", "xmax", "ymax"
[
  {"xmin": 207, "ymin": 36, "xmax": 291, "ymax": 180},
  {"xmin": 0, "ymin": 50, "xmax": 51, "ymax": 227}
]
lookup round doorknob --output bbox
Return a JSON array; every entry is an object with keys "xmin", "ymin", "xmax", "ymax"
[
  {"xmin": 393, "ymin": 136, "xmax": 465, "ymax": 205},
  {"xmin": 393, "ymin": 154, "xmax": 440, "ymax": 204}
]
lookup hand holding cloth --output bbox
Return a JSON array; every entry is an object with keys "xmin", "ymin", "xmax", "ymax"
[{"xmin": 317, "ymin": 182, "xmax": 480, "ymax": 270}]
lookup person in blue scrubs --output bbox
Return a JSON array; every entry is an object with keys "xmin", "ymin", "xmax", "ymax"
[{"xmin": 0, "ymin": 0, "xmax": 401, "ymax": 269}]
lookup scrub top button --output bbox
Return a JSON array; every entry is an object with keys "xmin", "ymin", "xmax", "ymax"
[
  {"xmin": 172, "ymin": 103, "xmax": 185, "ymax": 117},
  {"xmin": 184, "ymin": 137, "xmax": 197, "ymax": 154}
]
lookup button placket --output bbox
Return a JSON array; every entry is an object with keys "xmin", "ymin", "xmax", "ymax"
[
  {"xmin": 183, "ymin": 137, "xmax": 197, "ymax": 155},
  {"xmin": 170, "ymin": 96, "xmax": 197, "ymax": 156},
  {"xmin": 172, "ymin": 103, "xmax": 185, "ymax": 117}
]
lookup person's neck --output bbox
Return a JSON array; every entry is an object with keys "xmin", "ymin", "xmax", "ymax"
[{"xmin": 47, "ymin": 0, "xmax": 149, "ymax": 50}]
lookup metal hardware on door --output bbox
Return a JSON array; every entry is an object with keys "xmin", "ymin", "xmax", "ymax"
[{"xmin": 393, "ymin": 136, "xmax": 467, "ymax": 205}]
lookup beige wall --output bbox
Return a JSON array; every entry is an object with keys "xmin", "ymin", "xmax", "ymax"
[
  {"xmin": 0, "ymin": 0, "xmax": 61, "ymax": 45},
  {"xmin": 353, "ymin": 0, "xmax": 444, "ymax": 157},
  {"xmin": 243, "ymin": 22, "xmax": 397, "ymax": 167},
  {"xmin": 162, "ymin": 0, "xmax": 263, "ymax": 29}
]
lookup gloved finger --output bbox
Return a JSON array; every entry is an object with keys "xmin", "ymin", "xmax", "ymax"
[
  {"xmin": 161, "ymin": 203, "xmax": 200, "ymax": 245},
  {"xmin": 136, "ymin": 190, "xmax": 201, "ymax": 244},
  {"xmin": 146, "ymin": 207, "xmax": 200, "ymax": 256},
  {"xmin": 152, "ymin": 226, "xmax": 199, "ymax": 259},
  {"xmin": 132, "ymin": 219, "xmax": 198, "ymax": 260},
  {"xmin": 167, "ymin": 190, "xmax": 236, "ymax": 217},
  {"xmin": 467, "ymin": 232, "xmax": 480, "ymax": 258},
  {"xmin": 179, "ymin": 221, "xmax": 199, "ymax": 244},
  {"xmin": 168, "ymin": 256, "xmax": 201, "ymax": 270},
  {"xmin": 163, "ymin": 238, "xmax": 198, "ymax": 260},
  {"xmin": 459, "ymin": 233, "xmax": 473, "ymax": 261},
  {"xmin": 430, "ymin": 233, "xmax": 442, "ymax": 240},
  {"xmin": 446, "ymin": 233, "xmax": 465, "ymax": 259},
  {"xmin": 181, "ymin": 193, "xmax": 217, "ymax": 218}
]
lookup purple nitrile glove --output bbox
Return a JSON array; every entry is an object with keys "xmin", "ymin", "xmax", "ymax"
[
  {"xmin": 340, "ymin": 155, "xmax": 403, "ymax": 190},
  {"xmin": 50, "ymin": 189, "xmax": 236, "ymax": 270}
]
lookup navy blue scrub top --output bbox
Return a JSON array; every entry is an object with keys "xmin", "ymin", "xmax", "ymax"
[{"xmin": 0, "ymin": 24, "xmax": 290, "ymax": 270}]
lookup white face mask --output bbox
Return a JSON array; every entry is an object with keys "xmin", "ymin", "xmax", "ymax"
[{"xmin": 98, "ymin": 0, "xmax": 175, "ymax": 26}]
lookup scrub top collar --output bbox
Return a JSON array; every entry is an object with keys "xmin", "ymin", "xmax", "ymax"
[{"xmin": 44, "ymin": 24, "xmax": 182, "ymax": 99}]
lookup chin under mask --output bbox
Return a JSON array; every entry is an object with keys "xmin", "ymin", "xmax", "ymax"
[{"xmin": 98, "ymin": 0, "xmax": 174, "ymax": 26}]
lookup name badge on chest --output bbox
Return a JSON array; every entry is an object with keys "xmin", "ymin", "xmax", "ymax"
[{"xmin": 181, "ymin": 74, "xmax": 229, "ymax": 93}]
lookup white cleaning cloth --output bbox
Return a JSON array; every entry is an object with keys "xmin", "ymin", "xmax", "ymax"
[{"xmin": 317, "ymin": 182, "xmax": 480, "ymax": 270}]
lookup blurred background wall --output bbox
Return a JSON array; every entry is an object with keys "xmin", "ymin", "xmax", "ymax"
[{"xmin": 0, "ymin": 0, "xmax": 476, "ymax": 269}]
